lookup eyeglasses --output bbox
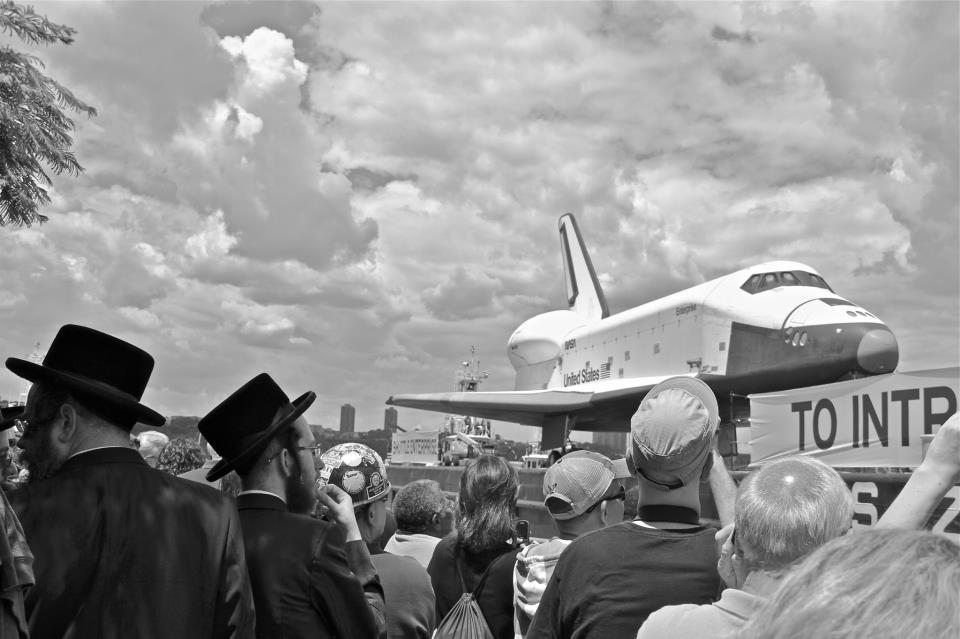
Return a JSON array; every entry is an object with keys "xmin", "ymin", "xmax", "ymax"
[
  {"xmin": 13, "ymin": 416, "xmax": 51, "ymax": 437},
  {"xmin": 586, "ymin": 484, "xmax": 626, "ymax": 513},
  {"xmin": 266, "ymin": 444, "xmax": 322, "ymax": 464}
]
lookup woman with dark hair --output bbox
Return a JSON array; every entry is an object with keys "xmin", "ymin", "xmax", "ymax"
[{"xmin": 427, "ymin": 454, "xmax": 520, "ymax": 639}]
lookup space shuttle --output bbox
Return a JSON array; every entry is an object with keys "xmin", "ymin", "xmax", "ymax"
[{"xmin": 387, "ymin": 214, "xmax": 900, "ymax": 449}]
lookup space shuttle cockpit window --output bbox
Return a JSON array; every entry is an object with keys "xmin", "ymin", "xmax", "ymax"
[
  {"xmin": 741, "ymin": 271, "xmax": 834, "ymax": 294},
  {"xmin": 793, "ymin": 271, "xmax": 834, "ymax": 291},
  {"xmin": 779, "ymin": 271, "xmax": 799, "ymax": 285},
  {"xmin": 740, "ymin": 274, "xmax": 763, "ymax": 293},
  {"xmin": 758, "ymin": 273, "xmax": 780, "ymax": 291}
]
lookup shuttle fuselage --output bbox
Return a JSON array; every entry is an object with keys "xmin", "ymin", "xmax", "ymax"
[{"xmin": 508, "ymin": 259, "xmax": 898, "ymax": 428}]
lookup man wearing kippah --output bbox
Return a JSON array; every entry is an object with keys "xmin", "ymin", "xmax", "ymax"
[
  {"xmin": 526, "ymin": 377, "xmax": 723, "ymax": 639},
  {"xmin": 320, "ymin": 443, "xmax": 436, "ymax": 639},
  {"xmin": 514, "ymin": 450, "xmax": 630, "ymax": 636}
]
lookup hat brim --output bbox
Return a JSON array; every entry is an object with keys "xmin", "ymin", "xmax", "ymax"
[
  {"xmin": 205, "ymin": 390, "xmax": 315, "ymax": 482},
  {"xmin": 352, "ymin": 481, "xmax": 392, "ymax": 507},
  {"xmin": 0, "ymin": 405, "xmax": 25, "ymax": 432},
  {"xmin": 6, "ymin": 358, "xmax": 165, "ymax": 427},
  {"xmin": 609, "ymin": 457, "xmax": 632, "ymax": 480}
]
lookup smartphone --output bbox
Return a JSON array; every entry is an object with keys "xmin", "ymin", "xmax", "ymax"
[{"xmin": 515, "ymin": 520, "xmax": 531, "ymax": 547}]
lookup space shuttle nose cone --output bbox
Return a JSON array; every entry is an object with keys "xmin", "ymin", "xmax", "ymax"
[{"xmin": 857, "ymin": 329, "xmax": 899, "ymax": 373}]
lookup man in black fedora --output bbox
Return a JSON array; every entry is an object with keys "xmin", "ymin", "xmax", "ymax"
[
  {"xmin": 200, "ymin": 373, "xmax": 387, "ymax": 639},
  {"xmin": 4, "ymin": 324, "xmax": 255, "ymax": 639}
]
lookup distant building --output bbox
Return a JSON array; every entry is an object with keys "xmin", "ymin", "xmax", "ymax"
[
  {"xmin": 340, "ymin": 404, "xmax": 355, "ymax": 433},
  {"xmin": 384, "ymin": 407, "xmax": 398, "ymax": 432},
  {"xmin": 593, "ymin": 431, "xmax": 628, "ymax": 455}
]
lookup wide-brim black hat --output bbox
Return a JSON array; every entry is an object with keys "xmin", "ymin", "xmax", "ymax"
[
  {"xmin": 0, "ymin": 405, "xmax": 25, "ymax": 432},
  {"xmin": 5, "ymin": 324, "xmax": 165, "ymax": 428},
  {"xmin": 200, "ymin": 373, "xmax": 315, "ymax": 482}
]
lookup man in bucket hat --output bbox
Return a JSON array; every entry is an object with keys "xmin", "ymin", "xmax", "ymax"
[
  {"xmin": 527, "ymin": 377, "xmax": 722, "ymax": 639},
  {"xmin": 5, "ymin": 324, "xmax": 254, "ymax": 639},
  {"xmin": 200, "ymin": 373, "xmax": 386, "ymax": 639}
]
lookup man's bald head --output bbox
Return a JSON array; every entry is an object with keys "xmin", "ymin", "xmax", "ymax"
[{"xmin": 735, "ymin": 456, "xmax": 853, "ymax": 571}]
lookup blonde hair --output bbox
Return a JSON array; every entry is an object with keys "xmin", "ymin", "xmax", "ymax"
[{"xmin": 739, "ymin": 529, "xmax": 960, "ymax": 639}]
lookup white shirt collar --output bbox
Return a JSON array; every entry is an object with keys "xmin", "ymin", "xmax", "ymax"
[
  {"xmin": 237, "ymin": 489, "xmax": 286, "ymax": 503},
  {"xmin": 66, "ymin": 445, "xmax": 135, "ymax": 461}
]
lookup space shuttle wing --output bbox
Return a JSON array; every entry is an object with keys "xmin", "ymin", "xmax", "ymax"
[
  {"xmin": 387, "ymin": 374, "xmax": 693, "ymax": 429},
  {"xmin": 386, "ymin": 389, "xmax": 595, "ymax": 426},
  {"xmin": 588, "ymin": 374, "xmax": 696, "ymax": 403}
]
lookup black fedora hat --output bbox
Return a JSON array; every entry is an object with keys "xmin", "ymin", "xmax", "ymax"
[
  {"xmin": 5, "ymin": 324, "xmax": 165, "ymax": 428},
  {"xmin": 0, "ymin": 405, "xmax": 25, "ymax": 432},
  {"xmin": 199, "ymin": 373, "xmax": 315, "ymax": 482}
]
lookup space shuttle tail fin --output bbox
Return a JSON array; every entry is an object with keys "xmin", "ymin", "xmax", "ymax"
[{"xmin": 558, "ymin": 214, "xmax": 610, "ymax": 320}]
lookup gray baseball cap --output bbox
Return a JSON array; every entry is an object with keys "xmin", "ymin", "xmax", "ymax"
[{"xmin": 630, "ymin": 377, "xmax": 718, "ymax": 490}]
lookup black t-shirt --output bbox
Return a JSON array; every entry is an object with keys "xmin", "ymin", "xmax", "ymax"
[
  {"xmin": 525, "ymin": 521, "xmax": 721, "ymax": 639},
  {"xmin": 427, "ymin": 533, "xmax": 516, "ymax": 639}
]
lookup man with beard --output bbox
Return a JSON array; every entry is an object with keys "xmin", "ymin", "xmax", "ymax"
[
  {"xmin": 5, "ymin": 324, "xmax": 254, "ymax": 639},
  {"xmin": 200, "ymin": 373, "xmax": 387, "ymax": 639}
]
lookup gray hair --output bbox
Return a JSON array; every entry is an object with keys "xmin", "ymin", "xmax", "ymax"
[
  {"xmin": 137, "ymin": 431, "xmax": 170, "ymax": 456},
  {"xmin": 735, "ymin": 456, "xmax": 853, "ymax": 571},
  {"xmin": 739, "ymin": 529, "xmax": 960, "ymax": 639},
  {"xmin": 393, "ymin": 479, "xmax": 449, "ymax": 534}
]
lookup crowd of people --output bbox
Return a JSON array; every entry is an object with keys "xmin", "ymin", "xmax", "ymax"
[{"xmin": 0, "ymin": 322, "xmax": 956, "ymax": 639}]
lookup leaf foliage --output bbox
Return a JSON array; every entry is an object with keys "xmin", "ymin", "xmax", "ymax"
[{"xmin": 0, "ymin": 0, "xmax": 96, "ymax": 226}]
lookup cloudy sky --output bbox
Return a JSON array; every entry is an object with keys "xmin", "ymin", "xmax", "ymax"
[{"xmin": 1, "ymin": 1, "xmax": 957, "ymax": 441}]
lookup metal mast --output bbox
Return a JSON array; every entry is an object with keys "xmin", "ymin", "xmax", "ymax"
[{"xmin": 17, "ymin": 342, "xmax": 43, "ymax": 404}]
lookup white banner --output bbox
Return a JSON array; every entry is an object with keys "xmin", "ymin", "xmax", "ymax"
[
  {"xmin": 390, "ymin": 430, "xmax": 440, "ymax": 464},
  {"xmin": 749, "ymin": 368, "xmax": 959, "ymax": 466}
]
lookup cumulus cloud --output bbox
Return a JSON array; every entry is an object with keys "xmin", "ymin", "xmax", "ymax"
[
  {"xmin": 422, "ymin": 267, "xmax": 500, "ymax": 321},
  {"xmin": 0, "ymin": 2, "xmax": 954, "ymax": 439},
  {"xmin": 223, "ymin": 27, "xmax": 308, "ymax": 98},
  {"xmin": 119, "ymin": 307, "xmax": 163, "ymax": 331},
  {"xmin": 185, "ymin": 210, "xmax": 239, "ymax": 261}
]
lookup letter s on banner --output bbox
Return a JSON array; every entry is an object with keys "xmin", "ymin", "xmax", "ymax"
[{"xmin": 851, "ymin": 481, "xmax": 879, "ymax": 529}]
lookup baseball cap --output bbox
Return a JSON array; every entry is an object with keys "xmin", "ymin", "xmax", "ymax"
[
  {"xmin": 543, "ymin": 450, "xmax": 631, "ymax": 520},
  {"xmin": 630, "ymin": 376, "xmax": 718, "ymax": 490}
]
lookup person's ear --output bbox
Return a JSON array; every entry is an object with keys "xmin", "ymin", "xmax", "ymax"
[
  {"xmin": 599, "ymin": 500, "xmax": 610, "ymax": 526},
  {"xmin": 54, "ymin": 403, "xmax": 79, "ymax": 444},
  {"xmin": 279, "ymin": 448, "xmax": 293, "ymax": 477}
]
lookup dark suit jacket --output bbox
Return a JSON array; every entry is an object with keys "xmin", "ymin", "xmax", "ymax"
[
  {"xmin": 9, "ymin": 447, "xmax": 255, "ymax": 639},
  {"xmin": 236, "ymin": 492, "xmax": 387, "ymax": 639},
  {"xmin": 370, "ymin": 551, "xmax": 435, "ymax": 639}
]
